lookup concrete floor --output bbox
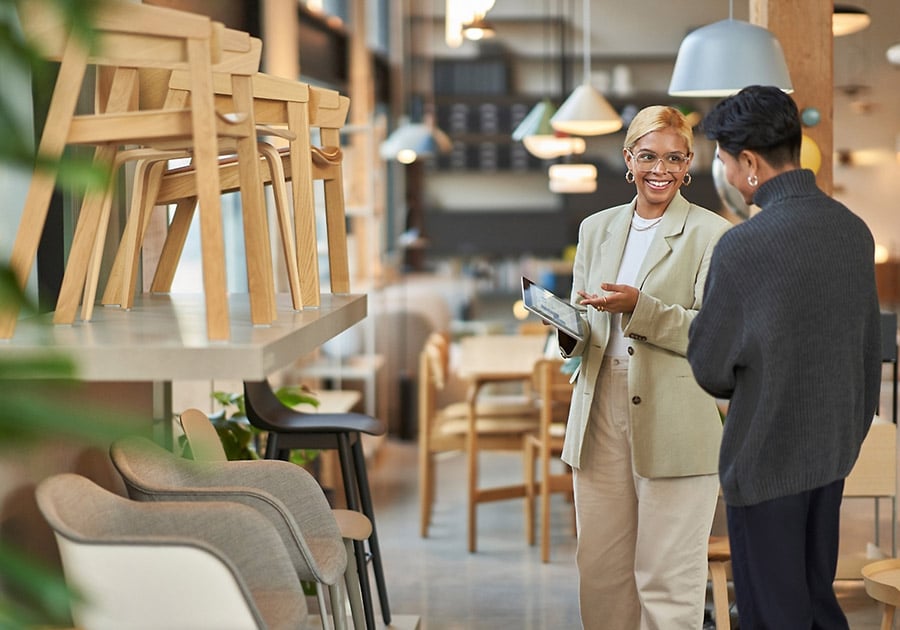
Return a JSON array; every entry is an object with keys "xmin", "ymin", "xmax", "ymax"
[{"xmin": 366, "ymin": 439, "xmax": 890, "ymax": 629}]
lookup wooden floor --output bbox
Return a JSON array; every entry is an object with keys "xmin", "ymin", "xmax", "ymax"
[{"xmin": 365, "ymin": 438, "xmax": 891, "ymax": 629}]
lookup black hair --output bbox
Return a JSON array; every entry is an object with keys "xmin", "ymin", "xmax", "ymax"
[{"xmin": 701, "ymin": 85, "xmax": 802, "ymax": 168}]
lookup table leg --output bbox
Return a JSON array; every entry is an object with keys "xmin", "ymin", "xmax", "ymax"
[{"xmin": 466, "ymin": 380, "xmax": 484, "ymax": 553}]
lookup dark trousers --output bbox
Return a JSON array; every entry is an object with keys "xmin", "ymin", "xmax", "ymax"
[{"xmin": 726, "ymin": 479, "xmax": 848, "ymax": 630}]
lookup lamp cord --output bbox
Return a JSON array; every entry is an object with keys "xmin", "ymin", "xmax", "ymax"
[{"xmin": 581, "ymin": 0, "xmax": 590, "ymax": 85}]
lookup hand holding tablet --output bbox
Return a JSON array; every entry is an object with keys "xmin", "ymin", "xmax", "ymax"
[{"xmin": 521, "ymin": 277, "xmax": 585, "ymax": 341}]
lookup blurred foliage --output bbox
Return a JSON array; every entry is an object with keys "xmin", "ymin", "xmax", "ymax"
[
  {"xmin": 0, "ymin": 1, "xmax": 137, "ymax": 627},
  {"xmin": 204, "ymin": 386, "xmax": 321, "ymax": 466},
  {"xmin": 0, "ymin": 0, "xmax": 110, "ymax": 192}
]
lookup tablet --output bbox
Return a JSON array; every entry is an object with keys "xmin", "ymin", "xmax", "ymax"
[{"xmin": 521, "ymin": 276, "xmax": 585, "ymax": 341}]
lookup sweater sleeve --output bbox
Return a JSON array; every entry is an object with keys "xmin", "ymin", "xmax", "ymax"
[{"xmin": 687, "ymin": 246, "xmax": 744, "ymax": 399}]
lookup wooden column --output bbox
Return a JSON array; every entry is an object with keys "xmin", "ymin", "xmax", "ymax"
[
  {"xmin": 750, "ymin": 0, "xmax": 833, "ymax": 194},
  {"xmin": 262, "ymin": 0, "xmax": 301, "ymax": 79}
]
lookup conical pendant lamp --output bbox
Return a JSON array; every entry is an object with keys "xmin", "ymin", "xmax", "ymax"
[
  {"xmin": 550, "ymin": 0, "xmax": 622, "ymax": 136},
  {"xmin": 668, "ymin": 0, "xmax": 793, "ymax": 97},
  {"xmin": 512, "ymin": 98, "xmax": 586, "ymax": 160}
]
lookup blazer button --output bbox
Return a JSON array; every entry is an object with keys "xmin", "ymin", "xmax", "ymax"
[
  {"xmin": 631, "ymin": 396, "xmax": 641, "ymax": 405},
  {"xmin": 627, "ymin": 346, "xmax": 634, "ymax": 356}
]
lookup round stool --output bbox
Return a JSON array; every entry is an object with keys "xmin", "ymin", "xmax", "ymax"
[{"xmin": 862, "ymin": 558, "xmax": 900, "ymax": 630}]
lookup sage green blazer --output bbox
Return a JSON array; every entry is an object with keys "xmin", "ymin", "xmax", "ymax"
[{"xmin": 560, "ymin": 193, "xmax": 732, "ymax": 478}]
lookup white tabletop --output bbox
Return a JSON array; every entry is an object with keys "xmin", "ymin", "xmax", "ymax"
[{"xmin": 0, "ymin": 292, "xmax": 367, "ymax": 381}]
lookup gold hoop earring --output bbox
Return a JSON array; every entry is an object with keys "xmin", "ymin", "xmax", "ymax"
[
  {"xmin": 625, "ymin": 170, "xmax": 635, "ymax": 183},
  {"xmin": 682, "ymin": 172, "xmax": 692, "ymax": 187},
  {"xmin": 747, "ymin": 174, "xmax": 759, "ymax": 187}
]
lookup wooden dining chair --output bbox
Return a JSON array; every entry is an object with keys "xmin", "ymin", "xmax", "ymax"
[
  {"xmin": 6, "ymin": 0, "xmax": 254, "ymax": 341},
  {"xmin": 417, "ymin": 333, "xmax": 539, "ymax": 539},
  {"xmin": 523, "ymin": 357, "xmax": 574, "ymax": 563}
]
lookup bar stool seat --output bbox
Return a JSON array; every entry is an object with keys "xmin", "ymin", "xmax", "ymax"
[{"xmin": 243, "ymin": 380, "xmax": 390, "ymax": 630}]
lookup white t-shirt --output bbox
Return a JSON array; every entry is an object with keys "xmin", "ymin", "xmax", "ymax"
[{"xmin": 605, "ymin": 213, "xmax": 660, "ymax": 357}]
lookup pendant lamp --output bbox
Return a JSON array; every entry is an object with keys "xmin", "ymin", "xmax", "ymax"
[
  {"xmin": 550, "ymin": 0, "xmax": 622, "ymax": 136},
  {"xmin": 832, "ymin": 5, "xmax": 870, "ymax": 37},
  {"xmin": 511, "ymin": 1, "xmax": 585, "ymax": 160},
  {"xmin": 379, "ymin": 117, "xmax": 452, "ymax": 164},
  {"xmin": 668, "ymin": 0, "xmax": 793, "ymax": 97},
  {"xmin": 548, "ymin": 163, "xmax": 597, "ymax": 194},
  {"xmin": 381, "ymin": 1, "xmax": 451, "ymax": 164}
]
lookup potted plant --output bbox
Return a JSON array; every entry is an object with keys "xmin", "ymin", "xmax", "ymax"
[{"xmin": 195, "ymin": 385, "xmax": 321, "ymax": 468}]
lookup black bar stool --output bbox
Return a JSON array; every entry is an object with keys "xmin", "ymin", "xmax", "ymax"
[{"xmin": 243, "ymin": 380, "xmax": 390, "ymax": 629}]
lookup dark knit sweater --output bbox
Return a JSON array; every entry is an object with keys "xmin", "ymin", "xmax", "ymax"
[{"xmin": 687, "ymin": 169, "xmax": 881, "ymax": 507}]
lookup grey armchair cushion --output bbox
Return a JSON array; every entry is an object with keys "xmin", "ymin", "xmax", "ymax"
[
  {"xmin": 109, "ymin": 436, "xmax": 346, "ymax": 585},
  {"xmin": 36, "ymin": 473, "xmax": 307, "ymax": 629}
]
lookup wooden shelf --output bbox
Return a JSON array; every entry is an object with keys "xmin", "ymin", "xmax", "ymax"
[{"xmin": 0, "ymin": 292, "xmax": 368, "ymax": 382}]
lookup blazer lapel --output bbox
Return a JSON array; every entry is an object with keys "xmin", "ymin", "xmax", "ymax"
[
  {"xmin": 597, "ymin": 202, "xmax": 634, "ymax": 285},
  {"xmin": 635, "ymin": 193, "xmax": 689, "ymax": 289}
]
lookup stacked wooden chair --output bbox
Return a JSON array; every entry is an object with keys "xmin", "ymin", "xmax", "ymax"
[
  {"xmin": 97, "ymin": 77, "xmax": 353, "ymax": 315},
  {"xmin": 7, "ymin": 0, "xmax": 355, "ymax": 342},
  {"xmin": 7, "ymin": 0, "xmax": 265, "ymax": 340}
]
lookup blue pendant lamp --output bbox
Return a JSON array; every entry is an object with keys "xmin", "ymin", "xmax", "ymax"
[{"xmin": 668, "ymin": 0, "xmax": 793, "ymax": 97}]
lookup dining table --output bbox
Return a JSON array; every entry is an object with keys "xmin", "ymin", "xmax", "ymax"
[{"xmin": 456, "ymin": 332, "xmax": 550, "ymax": 552}]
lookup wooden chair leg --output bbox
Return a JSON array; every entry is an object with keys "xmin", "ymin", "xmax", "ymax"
[
  {"xmin": 539, "ymin": 444, "xmax": 552, "ymax": 563},
  {"xmin": 0, "ymin": 37, "xmax": 88, "ymax": 338},
  {"xmin": 709, "ymin": 560, "xmax": 731, "ymax": 630},
  {"xmin": 524, "ymin": 438, "xmax": 536, "ymax": 546},
  {"xmin": 150, "ymin": 196, "xmax": 198, "ymax": 292},
  {"xmin": 53, "ymin": 145, "xmax": 118, "ymax": 325},
  {"xmin": 99, "ymin": 158, "xmax": 167, "ymax": 308},
  {"xmin": 185, "ymin": 36, "xmax": 230, "ymax": 341},
  {"xmin": 418, "ymin": 437, "xmax": 431, "ymax": 538},
  {"xmin": 287, "ymin": 100, "xmax": 321, "ymax": 307},
  {"xmin": 231, "ymin": 74, "xmax": 276, "ymax": 326},
  {"xmin": 258, "ymin": 141, "xmax": 303, "ymax": 310},
  {"xmin": 881, "ymin": 603, "xmax": 896, "ymax": 630},
  {"xmin": 319, "ymin": 126, "xmax": 351, "ymax": 295}
]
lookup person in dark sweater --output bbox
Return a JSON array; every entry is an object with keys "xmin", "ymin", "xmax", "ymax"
[{"xmin": 688, "ymin": 86, "xmax": 882, "ymax": 629}]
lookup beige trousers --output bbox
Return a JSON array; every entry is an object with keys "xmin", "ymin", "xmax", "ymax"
[{"xmin": 573, "ymin": 357, "xmax": 719, "ymax": 630}]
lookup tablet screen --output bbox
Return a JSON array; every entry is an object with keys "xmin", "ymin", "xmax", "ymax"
[{"xmin": 521, "ymin": 276, "xmax": 584, "ymax": 341}]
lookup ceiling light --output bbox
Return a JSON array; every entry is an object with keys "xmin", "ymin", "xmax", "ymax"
[
  {"xmin": 379, "ymin": 121, "xmax": 452, "ymax": 164},
  {"xmin": 887, "ymin": 44, "xmax": 900, "ymax": 66},
  {"xmin": 548, "ymin": 163, "xmax": 597, "ymax": 194},
  {"xmin": 668, "ymin": 20, "xmax": 793, "ymax": 97},
  {"xmin": 550, "ymin": 0, "xmax": 622, "ymax": 136},
  {"xmin": 832, "ymin": 5, "xmax": 871, "ymax": 37},
  {"xmin": 512, "ymin": 98, "xmax": 586, "ymax": 159},
  {"xmin": 668, "ymin": 2, "xmax": 793, "ymax": 97},
  {"xmin": 462, "ymin": 16, "xmax": 495, "ymax": 41}
]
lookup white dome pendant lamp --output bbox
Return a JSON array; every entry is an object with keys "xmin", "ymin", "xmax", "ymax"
[{"xmin": 668, "ymin": 0, "xmax": 793, "ymax": 97}]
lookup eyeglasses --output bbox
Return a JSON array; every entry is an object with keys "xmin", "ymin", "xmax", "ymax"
[{"xmin": 626, "ymin": 149, "xmax": 692, "ymax": 173}]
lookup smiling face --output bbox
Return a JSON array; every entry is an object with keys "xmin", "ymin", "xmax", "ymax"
[{"xmin": 624, "ymin": 128, "xmax": 693, "ymax": 217}]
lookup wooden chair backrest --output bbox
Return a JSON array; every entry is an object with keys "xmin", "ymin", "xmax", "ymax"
[
  {"xmin": 179, "ymin": 408, "xmax": 228, "ymax": 462},
  {"xmin": 18, "ymin": 0, "xmax": 218, "ymax": 68},
  {"xmin": 844, "ymin": 421, "xmax": 896, "ymax": 498},
  {"xmin": 533, "ymin": 358, "xmax": 574, "ymax": 430}
]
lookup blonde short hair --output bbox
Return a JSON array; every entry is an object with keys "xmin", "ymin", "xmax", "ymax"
[{"xmin": 623, "ymin": 105, "xmax": 693, "ymax": 153}]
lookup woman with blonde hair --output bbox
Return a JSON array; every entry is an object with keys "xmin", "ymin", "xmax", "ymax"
[{"xmin": 558, "ymin": 105, "xmax": 731, "ymax": 629}]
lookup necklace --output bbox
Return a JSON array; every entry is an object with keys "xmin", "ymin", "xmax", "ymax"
[{"xmin": 630, "ymin": 213, "xmax": 663, "ymax": 232}]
